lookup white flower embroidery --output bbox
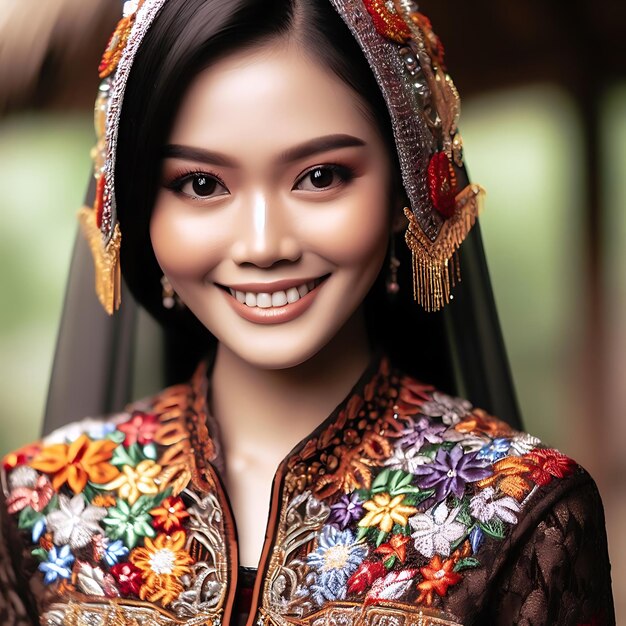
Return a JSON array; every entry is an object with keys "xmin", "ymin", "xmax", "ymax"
[
  {"xmin": 509, "ymin": 433, "xmax": 541, "ymax": 457},
  {"xmin": 46, "ymin": 494, "xmax": 107, "ymax": 549},
  {"xmin": 8, "ymin": 465, "xmax": 39, "ymax": 491},
  {"xmin": 384, "ymin": 446, "xmax": 432, "ymax": 473},
  {"xmin": 409, "ymin": 502, "xmax": 466, "ymax": 558},
  {"xmin": 76, "ymin": 562, "xmax": 119, "ymax": 597},
  {"xmin": 469, "ymin": 487, "xmax": 521, "ymax": 524}
]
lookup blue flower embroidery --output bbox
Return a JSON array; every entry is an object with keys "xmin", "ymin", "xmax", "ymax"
[
  {"xmin": 307, "ymin": 526, "xmax": 367, "ymax": 604},
  {"xmin": 38, "ymin": 545, "xmax": 75, "ymax": 584},
  {"xmin": 477, "ymin": 438, "xmax": 511, "ymax": 463},
  {"xmin": 102, "ymin": 538, "xmax": 129, "ymax": 566}
]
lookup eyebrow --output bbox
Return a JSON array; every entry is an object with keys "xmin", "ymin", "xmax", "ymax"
[
  {"xmin": 277, "ymin": 134, "xmax": 366, "ymax": 163},
  {"xmin": 162, "ymin": 134, "xmax": 366, "ymax": 168}
]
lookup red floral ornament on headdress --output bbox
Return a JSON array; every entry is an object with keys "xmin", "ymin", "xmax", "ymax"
[{"xmin": 363, "ymin": 0, "xmax": 411, "ymax": 42}]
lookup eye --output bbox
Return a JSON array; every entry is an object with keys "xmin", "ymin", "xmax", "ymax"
[
  {"xmin": 294, "ymin": 165, "xmax": 354, "ymax": 192},
  {"xmin": 168, "ymin": 172, "xmax": 229, "ymax": 199}
]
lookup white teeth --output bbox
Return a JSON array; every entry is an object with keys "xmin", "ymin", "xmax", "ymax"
[
  {"xmin": 257, "ymin": 293, "xmax": 272, "ymax": 308},
  {"xmin": 286, "ymin": 287, "xmax": 300, "ymax": 303},
  {"xmin": 272, "ymin": 291, "xmax": 288, "ymax": 307},
  {"xmin": 229, "ymin": 278, "xmax": 324, "ymax": 308}
]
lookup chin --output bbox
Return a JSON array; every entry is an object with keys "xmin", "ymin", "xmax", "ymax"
[{"xmin": 218, "ymin": 334, "xmax": 330, "ymax": 371}]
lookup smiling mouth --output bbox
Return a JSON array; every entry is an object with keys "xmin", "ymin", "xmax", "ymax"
[{"xmin": 218, "ymin": 275, "xmax": 330, "ymax": 309}]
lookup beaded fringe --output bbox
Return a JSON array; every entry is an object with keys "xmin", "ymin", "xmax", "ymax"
[
  {"xmin": 404, "ymin": 184, "xmax": 485, "ymax": 312},
  {"xmin": 78, "ymin": 206, "xmax": 122, "ymax": 315}
]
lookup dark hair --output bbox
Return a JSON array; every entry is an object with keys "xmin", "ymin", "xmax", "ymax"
[{"xmin": 116, "ymin": 0, "xmax": 452, "ymax": 387}]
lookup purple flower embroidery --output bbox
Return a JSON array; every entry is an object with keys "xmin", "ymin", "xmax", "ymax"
[
  {"xmin": 398, "ymin": 417, "xmax": 446, "ymax": 451},
  {"xmin": 414, "ymin": 445, "xmax": 492, "ymax": 503},
  {"xmin": 328, "ymin": 493, "xmax": 363, "ymax": 530}
]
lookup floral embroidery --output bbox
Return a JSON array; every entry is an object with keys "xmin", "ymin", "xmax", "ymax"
[
  {"xmin": 6, "ymin": 474, "xmax": 54, "ymax": 514},
  {"xmin": 38, "ymin": 545, "xmax": 75, "ymax": 584},
  {"xmin": 305, "ymin": 526, "xmax": 368, "ymax": 604},
  {"xmin": 129, "ymin": 530, "xmax": 194, "ymax": 606},
  {"xmin": 102, "ymin": 497, "xmax": 157, "ymax": 548},
  {"xmin": 359, "ymin": 493, "xmax": 418, "ymax": 534},
  {"xmin": 416, "ymin": 555, "xmax": 462, "ymax": 605},
  {"xmin": 409, "ymin": 502, "xmax": 466, "ymax": 558},
  {"xmin": 103, "ymin": 459, "xmax": 163, "ymax": 505},
  {"xmin": 272, "ymin": 363, "xmax": 580, "ymax": 615},
  {"xmin": 117, "ymin": 411, "xmax": 160, "ymax": 446},
  {"xmin": 469, "ymin": 487, "xmax": 520, "ymax": 524},
  {"xmin": 46, "ymin": 494, "xmax": 106, "ymax": 549},
  {"xmin": 30, "ymin": 434, "xmax": 119, "ymax": 494},
  {"xmin": 328, "ymin": 493, "xmax": 363, "ymax": 529},
  {"xmin": 110, "ymin": 561, "xmax": 143, "ymax": 596},
  {"xmin": 413, "ymin": 445, "xmax": 492, "ymax": 504},
  {"xmin": 1, "ymin": 357, "xmax": 581, "ymax": 620}
]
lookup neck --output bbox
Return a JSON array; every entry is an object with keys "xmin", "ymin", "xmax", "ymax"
[{"xmin": 211, "ymin": 308, "xmax": 372, "ymax": 464}]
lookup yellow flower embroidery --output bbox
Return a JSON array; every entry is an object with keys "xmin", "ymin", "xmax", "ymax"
[
  {"xmin": 105, "ymin": 459, "xmax": 163, "ymax": 505},
  {"xmin": 130, "ymin": 530, "xmax": 193, "ymax": 606},
  {"xmin": 359, "ymin": 493, "xmax": 418, "ymax": 533}
]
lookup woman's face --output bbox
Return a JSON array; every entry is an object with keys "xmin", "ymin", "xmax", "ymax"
[{"xmin": 151, "ymin": 40, "xmax": 393, "ymax": 369}]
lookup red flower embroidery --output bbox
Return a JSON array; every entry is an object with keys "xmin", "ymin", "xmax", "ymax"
[
  {"xmin": 525, "ymin": 448, "xmax": 577, "ymax": 486},
  {"xmin": 347, "ymin": 560, "xmax": 387, "ymax": 594},
  {"xmin": 149, "ymin": 496, "xmax": 190, "ymax": 533},
  {"xmin": 416, "ymin": 555, "xmax": 462, "ymax": 606},
  {"xmin": 374, "ymin": 534, "xmax": 411, "ymax": 564},
  {"xmin": 118, "ymin": 411, "xmax": 160, "ymax": 446},
  {"xmin": 110, "ymin": 562, "xmax": 143, "ymax": 596},
  {"xmin": 3, "ymin": 444, "xmax": 41, "ymax": 470}
]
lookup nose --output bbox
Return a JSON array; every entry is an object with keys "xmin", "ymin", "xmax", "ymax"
[{"xmin": 230, "ymin": 191, "xmax": 301, "ymax": 267}]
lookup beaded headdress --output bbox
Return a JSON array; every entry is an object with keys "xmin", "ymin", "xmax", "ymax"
[{"xmin": 80, "ymin": 0, "xmax": 484, "ymax": 314}]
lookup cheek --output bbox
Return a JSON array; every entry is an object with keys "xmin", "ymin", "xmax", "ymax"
[
  {"xmin": 150, "ymin": 194, "xmax": 224, "ymax": 278},
  {"xmin": 305, "ymin": 181, "xmax": 391, "ymax": 270}
]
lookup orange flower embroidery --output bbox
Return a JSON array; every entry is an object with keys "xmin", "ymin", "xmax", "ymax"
[
  {"xmin": 476, "ymin": 456, "xmax": 536, "ymax": 500},
  {"xmin": 149, "ymin": 496, "xmax": 190, "ymax": 533},
  {"xmin": 416, "ymin": 555, "xmax": 462, "ymax": 606},
  {"xmin": 455, "ymin": 409, "xmax": 514, "ymax": 438},
  {"xmin": 130, "ymin": 530, "xmax": 193, "ymax": 606},
  {"xmin": 30, "ymin": 434, "xmax": 119, "ymax": 494},
  {"xmin": 91, "ymin": 494, "xmax": 117, "ymax": 508}
]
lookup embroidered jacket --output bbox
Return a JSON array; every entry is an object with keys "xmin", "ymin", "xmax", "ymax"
[{"xmin": 0, "ymin": 358, "xmax": 614, "ymax": 625}]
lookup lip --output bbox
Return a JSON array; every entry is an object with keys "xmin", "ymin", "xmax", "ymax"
[
  {"xmin": 219, "ymin": 275, "xmax": 329, "ymax": 325},
  {"xmin": 218, "ymin": 276, "xmax": 324, "ymax": 293}
]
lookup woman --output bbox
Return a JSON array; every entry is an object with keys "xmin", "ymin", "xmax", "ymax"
[{"xmin": 0, "ymin": 0, "xmax": 614, "ymax": 624}]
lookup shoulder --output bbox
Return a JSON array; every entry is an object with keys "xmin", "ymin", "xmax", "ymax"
[{"xmin": 0, "ymin": 383, "xmax": 200, "ymax": 601}]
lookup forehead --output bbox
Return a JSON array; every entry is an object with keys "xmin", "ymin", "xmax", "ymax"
[{"xmin": 168, "ymin": 40, "xmax": 380, "ymax": 153}]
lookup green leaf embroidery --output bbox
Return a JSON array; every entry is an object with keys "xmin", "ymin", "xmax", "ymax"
[
  {"xmin": 454, "ymin": 557, "xmax": 481, "ymax": 572},
  {"xmin": 383, "ymin": 555, "xmax": 396, "ymax": 569},
  {"xmin": 479, "ymin": 518, "xmax": 506, "ymax": 540},
  {"xmin": 31, "ymin": 547, "xmax": 49, "ymax": 562},
  {"xmin": 18, "ymin": 506, "xmax": 43, "ymax": 530}
]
